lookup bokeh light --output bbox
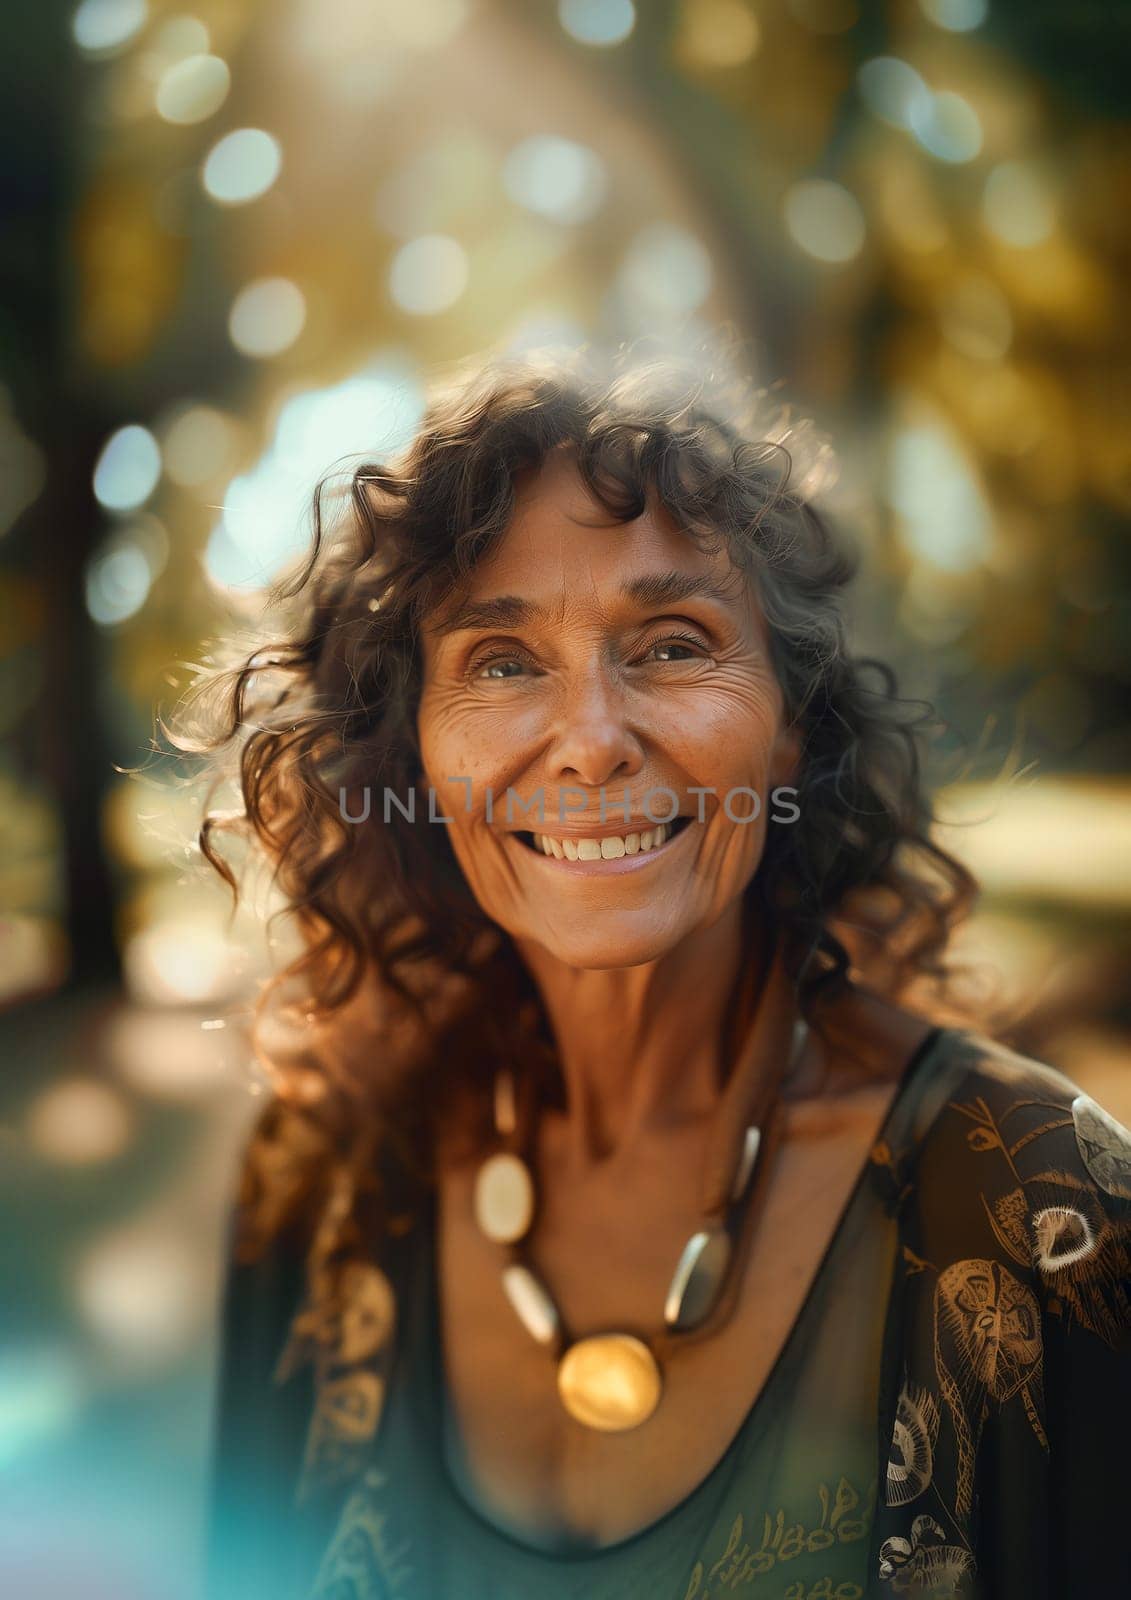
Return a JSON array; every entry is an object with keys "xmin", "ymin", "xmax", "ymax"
[
  {"xmin": 160, "ymin": 404, "xmax": 238, "ymax": 487},
  {"xmin": 784, "ymin": 179, "xmax": 866, "ymax": 263},
  {"xmin": 388, "ymin": 234, "xmax": 469, "ymax": 315},
  {"xmin": 92, "ymin": 425, "xmax": 161, "ymax": 511},
  {"xmin": 859, "ymin": 60, "xmax": 982, "ymax": 164},
  {"xmin": 201, "ymin": 128, "xmax": 282, "ymax": 205},
  {"xmin": 502, "ymin": 136, "xmax": 608, "ymax": 226},
  {"xmin": 0, "ymin": 1349, "xmax": 84, "ymax": 1470},
  {"xmin": 71, "ymin": 0, "xmax": 148, "ymax": 55},
  {"xmin": 108, "ymin": 1009, "xmax": 238, "ymax": 1101},
  {"xmin": 618, "ymin": 222, "xmax": 713, "ymax": 316},
  {"xmin": 83, "ymin": 515, "xmax": 168, "ymax": 628},
  {"xmin": 676, "ymin": 0, "xmax": 761, "ymax": 68},
  {"xmin": 205, "ymin": 362, "xmax": 424, "ymax": 590},
  {"xmin": 84, "ymin": 542, "xmax": 152, "ymax": 625},
  {"xmin": 918, "ymin": 0, "xmax": 989, "ymax": 31},
  {"xmin": 140, "ymin": 14, "xmax": 211, "ymax": 78},
  {"xmin": 154, "ymin": 53, "xmax": 230, "ymax": 125},
  {"xmin": 910, "ymin": 89, "xmax": 983, "ymax": 163},
  {"xmin": 858, "ymin": 57, "xmax": 932, "ymax": 132},
  {"xmin": 122, "ymin": 919, "xmax": 248, "ymax": 1005},
  {"xmin": 227, "ymin": 277, "xmax": 306, "ymax": 357},
  {"xmin": 559, "ymin": 0, "xmax": 636, "ymax": 48},
  {"xmin": 26, "ymin": 1078, "xmax": 135, "ymax": 1164},
  {"xmin": 888, "ymin": 415, "xmax": 992, "ymax": 571},
  {"xmin": 76, "ymin": 1227, "xmax": 208, "ymax": 1361}
]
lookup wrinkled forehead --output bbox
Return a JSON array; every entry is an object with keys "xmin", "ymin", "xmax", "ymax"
[{"xmin": 426, "ymin": 448, "xmax": 756, "ymax": 637}]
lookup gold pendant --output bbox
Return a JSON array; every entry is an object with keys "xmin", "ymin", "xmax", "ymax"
[{"xmin": 556, "ymin": 1333, "xmax": 662, "ymax": 1431}]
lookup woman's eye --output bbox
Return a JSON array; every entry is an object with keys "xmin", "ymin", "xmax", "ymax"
[
  {"xmin": 470, "ymin": 653, "xmax": 532, "ymax": 681},
  {"xmin": 467, "ymin": 632, "xmax": 709, "ymax": 681},
  {"xmin": 640, "ymin": 632, "xmax": 709, "ymax": 663}
]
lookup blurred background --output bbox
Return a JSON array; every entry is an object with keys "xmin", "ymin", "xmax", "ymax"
[{"xmin": 2, "ymin": 0, "xmax": 1129, "ymax": 1594}]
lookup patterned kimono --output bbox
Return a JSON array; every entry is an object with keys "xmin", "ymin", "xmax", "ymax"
[{"xmin": 869, "ymin": 1037, "xmax": 1131, "ymax": 1598}]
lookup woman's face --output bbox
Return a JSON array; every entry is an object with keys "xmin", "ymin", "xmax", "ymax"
[{"xmin": 416, "ymin": 449, "xmax": 799, "ymax": 970}]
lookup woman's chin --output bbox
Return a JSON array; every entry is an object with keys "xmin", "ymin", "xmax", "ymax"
[{"xmin": 519, "ymin": 916, "xmax": 698, "ymax": 971}]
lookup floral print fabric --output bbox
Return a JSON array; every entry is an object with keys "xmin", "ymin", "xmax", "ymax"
[{"xmin": 869, "ymin": 1037, "xmax": 1131, "ymax": 1598}]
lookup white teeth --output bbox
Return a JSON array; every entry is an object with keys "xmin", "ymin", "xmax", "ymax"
[{"xmin": 530, "ymin": 821, "xmax": 676, "ymax": 859}]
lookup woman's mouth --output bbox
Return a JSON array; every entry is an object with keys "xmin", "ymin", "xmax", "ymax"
[{"xmin": 514, "ymin": 814, "xmax": 694, "ymax": 867}]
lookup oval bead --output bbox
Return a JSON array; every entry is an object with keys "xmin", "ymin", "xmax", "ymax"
[
  {"xmin": 730, "ymin": 1124, "xmax": 762, "ymax": 1201},
  {"xmin": 557, "ymin": 1334, "xmax": 662, "ymax": 1431},
  {"xmin": 494, "ymin": 1068, "xmax": 518, "ymax": 1136},
  {"xmin": 501, "ymin": 1263, "xmax": 560, "ymax": 1347},
  {"xmin": 663, "ymin": 1228, "xmax": 732, "ymax": 1330},
  {"xmin": 473, "ymin": 1151, "xmax": 535, "ymax": 1242}
]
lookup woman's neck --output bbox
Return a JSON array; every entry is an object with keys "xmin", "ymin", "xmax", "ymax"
[{"xmin": 513, "ymin": 898, "xmax": 765, "ymax": 1167}]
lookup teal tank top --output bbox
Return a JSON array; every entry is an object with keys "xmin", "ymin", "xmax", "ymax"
[{"xmin": 307, "ymin": 1029, "xmax": 965, "ymax": 1600}]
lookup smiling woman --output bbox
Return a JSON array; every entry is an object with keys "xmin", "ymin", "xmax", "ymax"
[
  {"xmin": 415, "ymin": 444, "xmax": 805, "ymax": 979},
  {"xmin": 185, "ymin": 349, "xmax": 1131, "ymax": 1600}
]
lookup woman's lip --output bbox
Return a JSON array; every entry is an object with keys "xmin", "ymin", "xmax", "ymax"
[{"xmin": 507, "ymin": 818, "xmax": 698, "ymax": 875}]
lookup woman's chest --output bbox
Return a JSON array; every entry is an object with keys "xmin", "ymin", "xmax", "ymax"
[{"xmin": 432, "ymin": 1081, "xmax": 900, "ymax": 1550}]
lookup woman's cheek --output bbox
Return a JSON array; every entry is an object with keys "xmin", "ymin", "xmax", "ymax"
[
  {"xmin": 419, "ymin": 692, "xmax": 491, "ymax": 793},
  {"xmin": 424, "ymin": 686, "xmax": 537, "ymax": 767}
]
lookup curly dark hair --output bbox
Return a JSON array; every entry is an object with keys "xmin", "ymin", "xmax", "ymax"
[{"xmin": 177, "ymin": 346, "xmax": 977, "ymax": 1267}]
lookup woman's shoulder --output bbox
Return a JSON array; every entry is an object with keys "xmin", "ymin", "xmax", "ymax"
[
  {"xmin": 903, "ymin": 1028, "xmax": 1131, "ymax": 1233},
  {"xmin": 920, "ymin": 1023, "xmax": 1126, "ymax": 1124},
  {"xmin": 883, "ymin": 1025, "xmax": 1131, "ymax": 1374},
  {"xmin": 818, "ymin": 992, "xmax": 1128, "ymax": 1232},
  {"xmin": 872, "ymin": 1030, "xmax": 1131, "ymax": 1597}
]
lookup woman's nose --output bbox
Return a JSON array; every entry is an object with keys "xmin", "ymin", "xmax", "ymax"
[{"xmin": 546, "ymin": 662, "xmax": 645, "ymax": 789}]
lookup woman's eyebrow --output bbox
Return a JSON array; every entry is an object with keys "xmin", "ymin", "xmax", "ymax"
[{"xmin": 429, "ymin": 571, "xmax": 738, "ymax": 637}]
